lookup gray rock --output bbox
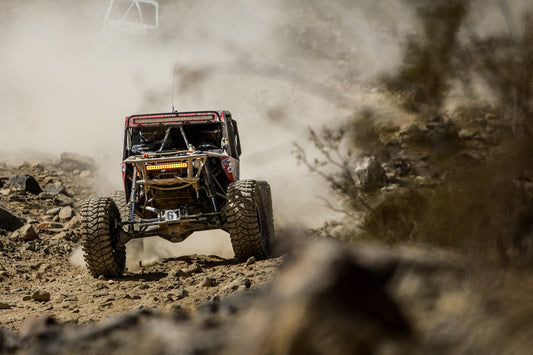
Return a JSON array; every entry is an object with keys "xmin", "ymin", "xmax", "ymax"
[
  {"xmin": 225, "ymin": 277, "xmax": 252, "ymax": 292},
  {"xmin": 350, "ymin": 155, "xmax": 387, "ymax": 192},
  {"xmin": 0, "ymin": 205, "xmax": 25, "ymax": 231},
  {"xmin": 32, "ymin": 290, "xmax": 51, "ymax": 302},
  {"xmin": 172, "ymin": 269, "xmax": 188, "ymax": 278},
  {"xmin": 237, "ymin": 277, "xmax": 251, "ymax": 289},
  {"xmin": 124, "ymin": 294, "xmax": 141, "ymax": 300},
  {"xmin": 38, "ymin": 192, "xmax": 54, "ymax": 200},
  {"xmin": 200, "ymin": 277, "xmax": 214, "ymax": 287},
  {"xmin": 186, "ymin": 263, "xmax": 204, "ymax": 275},
  {"xmin": 54, "ymin": 195, "xmax": 73, "ymax": 206},
  {"xmin": 11, "ymin": 225, "xmax": 38, "ymax": 242},
  {"xmin": 175, "ymin": 289, "xmax": 189, "ymax": 300},
  {"xmin": 24, "ymin": 243, "xmax": 36, "ymax": 252},
  {"xmin": 245, "ymin": 256, "xmax": 256, "ymax": 266},
  {"xmin": 45, "ymin": 208, "xmax": 61, "ymax": 216},
  {"xmin": 58, "ymin": 206, "xmax": 73, "ymax": 220},
  {"xmin": 6, "ymin": 174, "xmax": 42, "ymax": 194},
  {"xmin": 45, "ymin": 182, "xmax": 65, "ymax": 196}
]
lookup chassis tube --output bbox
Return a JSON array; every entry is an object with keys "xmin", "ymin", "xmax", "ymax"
[
  {"xmin": 129, "ymin": 165, "xmax": 137, "ymax": 223},
  {"xmin": 203, "ymin": 164, "xmax": 218, "ymax": 213},
  {"xmin": 179, "ymin": 125, "xmax": 190, "ymax": 148}
]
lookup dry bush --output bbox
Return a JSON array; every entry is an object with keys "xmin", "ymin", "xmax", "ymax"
[
  {"xmin": 298, "ymin": 3, "xmax": 533, "ymax": 264},
  {"xmin": 382, "ymin": 0, "xmax": 468, "ymax": 114}
]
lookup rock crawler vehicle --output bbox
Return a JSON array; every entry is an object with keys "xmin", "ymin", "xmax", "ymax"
[{"xmin": 80, "ymin": 110, "xmax": 274, "ymax": 278}]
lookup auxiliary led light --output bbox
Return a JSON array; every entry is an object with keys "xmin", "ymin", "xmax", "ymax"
[
  {"xmin": 146, "ymin": 162, "xmax": 188, "ymax": 171},
  {"xmin": 133, "ymin": 115, "xmax": 215, "ymax": 125}
]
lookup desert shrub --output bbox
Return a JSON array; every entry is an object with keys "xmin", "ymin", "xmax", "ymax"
[{"xmin": 298, "ymin": 2, "xmax": 533, "ymax": 263}]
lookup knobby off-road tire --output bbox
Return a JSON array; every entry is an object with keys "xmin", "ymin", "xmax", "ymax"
[
  {"xmin": 110, "ymin": 190, "xmax": 129, "ymax": 223},
  {"xmin": 81, "ymin": 197, "xmax": 126, "ymax": 278},
  {"xmin": 226, "ymin": 179, "xmax": 273, "ymax": 261},
  {"xmin": 111, "ymin": 190, "xmax": 144, "ymax": 265},
  {"xmin": 257, "ymin": 180, "xmax": 275, "ymax": 251}
]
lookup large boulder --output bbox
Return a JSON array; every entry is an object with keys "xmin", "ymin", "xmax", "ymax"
[
  {"xmin": 6, "ymin": 175, "xmax": 42, "ymax": 194},
  {"xmin": 11, "ymin": 224, "xmax": 39, "ymax": 242},
  {"xmin": 350, "ymin": 154, "xmax": 387, "ymax": 192},
  {"xmin": 0, "ymin": 205, "xmax": 25, "ymax": 231}
]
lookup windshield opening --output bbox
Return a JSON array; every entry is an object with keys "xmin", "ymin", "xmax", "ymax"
[{"xmin": 127, "ymin": 122, "xmax": 222, "ymax": 156}]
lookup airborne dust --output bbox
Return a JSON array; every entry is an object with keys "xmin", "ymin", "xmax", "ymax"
[
  {"xmin": 1, "ymin": 0, "xmax": 531, "ymax": 264},
  {"xmin": 0, "ymin": 0, "xmax": 409, "ymax": 263}
]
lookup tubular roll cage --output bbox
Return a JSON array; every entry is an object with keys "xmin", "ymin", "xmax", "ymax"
[
  {"xmin": 125, "ymin": 152, "xmax": 207, "ymax": 190},
  {"xmin": 118, "ymin": 110, "xmax": 238, "ymax": 242},
  {"xmin": 125, "ymin": 110, "xmax": 224, "ymax": 127},
  {"xmin": 123, "ymin": 150, "xmax": 226, "ymax": 230}
]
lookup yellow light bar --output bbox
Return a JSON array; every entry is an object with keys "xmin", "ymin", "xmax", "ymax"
[{"xmin": 146, "ymin": 162, "xmax": 188, "ymax": 171}]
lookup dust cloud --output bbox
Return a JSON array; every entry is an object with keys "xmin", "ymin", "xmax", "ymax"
[{"xmin": 0, "ymin": 0, "xmax": 418, "ymax": 260}]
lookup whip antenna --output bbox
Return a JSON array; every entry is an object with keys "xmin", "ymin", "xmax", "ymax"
[
  {"xmin": 171, "ymin": 55, "xmax": 178, "ymax": 112},
  {"xmin": 170, "ymin": 41, "xmax": 186, "ymax": 112}
]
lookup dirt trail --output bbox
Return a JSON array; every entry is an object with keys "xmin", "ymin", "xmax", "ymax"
[{"xmin": 0, "ymin": 157, "xmax": 281, "ymax": 332}]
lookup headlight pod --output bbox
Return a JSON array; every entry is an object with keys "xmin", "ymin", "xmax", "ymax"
[{"xmin": 192, "ymin": 159, "xmax": 203, "ymax": 169}]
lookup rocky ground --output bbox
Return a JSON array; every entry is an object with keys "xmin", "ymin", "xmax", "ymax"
[
  {"xmin": 2, "ymin": 223, "xmax": 533, "ymax": 354},
  {"xmin": 0, "ymin": 154, "xmax": 282, "ymax": 333}
]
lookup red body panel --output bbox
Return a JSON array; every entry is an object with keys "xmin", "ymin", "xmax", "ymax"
[{"xmin": 221, "ymin": 156, "xmax": 239, "ymax": 182}]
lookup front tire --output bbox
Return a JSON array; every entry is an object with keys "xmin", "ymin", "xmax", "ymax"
[
  {"xmin": 226, "ymin": 180, "xmax": 272, "ymax": 261},
  {"xmin": 111, "ymin": 190, "xmax": 143, "ymax": 266},
  {"xmin": 81, "ymin": 197, "xmax": 126, "ymax": 278}
]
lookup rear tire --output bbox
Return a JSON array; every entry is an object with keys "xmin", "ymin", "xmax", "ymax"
[
  {"xmin": 257, "ymin": 181, "xmax": 275, "ymax": 252},
  {"xmin": 81, "ymin": 197, "xmax": 126, "ymax": 278},
  {"xmin": 226, "ymin": 180, "xmax": 271, "ymax": 261}
]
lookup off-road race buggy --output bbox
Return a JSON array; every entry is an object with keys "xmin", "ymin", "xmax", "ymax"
[{"xmin": 80, "ymin": 110, "xmax": 274, "ymax": 278}]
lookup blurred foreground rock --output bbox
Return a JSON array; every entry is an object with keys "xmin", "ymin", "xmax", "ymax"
[
  {"xmin": 3, "ymin": 238, "xmax": 517, "ymax": 355},
  {"xmin": 225, "ymin": 240, "xmax": 412, "ymax": 355}
]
